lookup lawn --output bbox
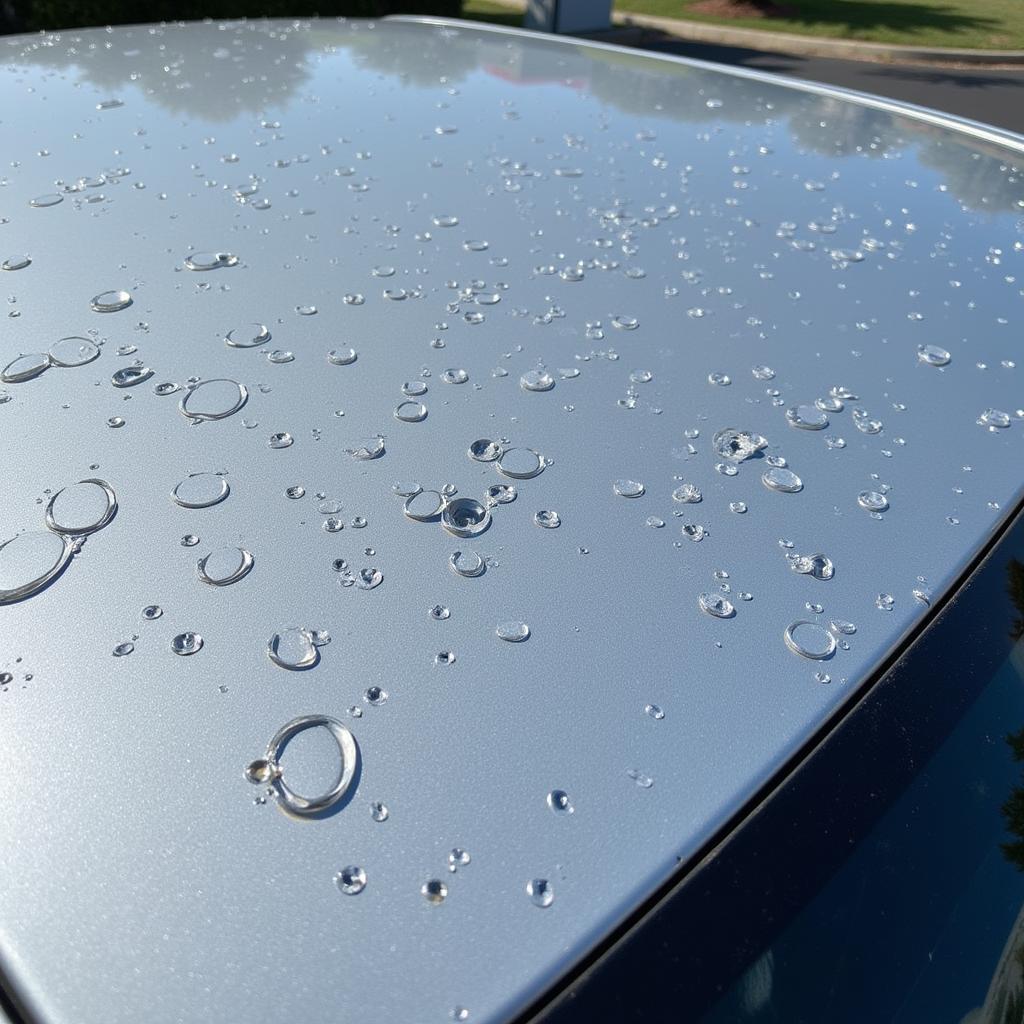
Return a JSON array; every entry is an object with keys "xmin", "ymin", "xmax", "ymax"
[{"xmin": 461, "ymin": 0, "xmax": 1024, "ymax": 50}]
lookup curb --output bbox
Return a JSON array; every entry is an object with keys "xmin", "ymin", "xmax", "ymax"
[{"xmin": 604, "ymin": 12, "xmax": 1024, "ymax": 65}]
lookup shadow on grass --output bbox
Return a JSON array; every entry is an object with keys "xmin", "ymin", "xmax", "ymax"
[{"xmin": 696, "ymin": 0, "xmax": 999, "ymax": 38}]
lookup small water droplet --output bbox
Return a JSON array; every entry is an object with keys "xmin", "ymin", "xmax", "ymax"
[
  {"xmin": 876, "ymin": 593, "xmax": 895, "ymax": 611},
  {"xmin": 334, "ymin": 866, "xmax": 367, "ymax": 895},
  {"xmin": 267, "ymin": 627, "xmax": 318, "ymax": 670},
  {"xmin": 613, "ymin": 479, "xmax": 645, "ymax": 498},
  {"xmin": 497, "ymin": 447, "xmax": 544, "ymax": 480},
  {"xmin": 49, "ymin": 336, "xmax": 100, "ymax": 367},
  {"xmin": 286, "ymin": 485, "xmax": 305, "ymax": 499},
  {"xmin": 917, "ymin": 344, "xmax": 950, "ymax": 367},
  {"xmin": 644, "ymin": 703, "xmax": 665, "ymax": 720},
  {"xmin": 197, "ymin": 546, "xmax": 253, "ymax": 586},
  {"xmin": 448, "ymin": 848, "xmax": 471, "ymax": 873},
  {"xmin": 404, "ymin": 490, "xmax": 444, "ymax": 521},
  {"xmin": 699, "ymin": 593, "xmax": 734, "ymax": 618},
  {"xmin": 762, "ymin": 468, "xmax": 803, "ymax": 493},
  {"xmin": 370, "ymin": 801, "xmax": 389, "ymax": 822},
  {"xmin": 225, "ymin": 324, "xmax": 270, "ymax": 348},
  {"xmin": 421, "ymin": 879, "xmax": 448, "ymax": 904},
  {"xmin": 496, "ymin": 621, "xmax": 530, "ymax": 642},
  {"xmin": 90, "ymin": 290, "xmax": 132, "ymax": 313},
  {"xmin": 30, "ymin": 193, "xmax": 63, "ymax": 208},
  {"xmin": 181, "ymin": 534, "xmax": 200, "ymax": 547},
  {"xmin": 184, "ymin": 252, "xmax": 237, "ymax": 271},
  {"xmin": 789, "ymin": 553, "xmax": 834, "ymax": 581},
  {"xmin": 344, "ymin": 436, "xmax": 384, "ymax": 460},
  {"xmin": 672, "ymin": 483, "xmax": 701, "ymax": 503},
  {"xmin": 468, "ymin": 439, "xmax": 502, "ymax": 462},
  {"xmin": 626, "ymin": 768, "xmax": 654, "ymax": 789},
  {"xmin": 547, "ymin": 789, "xmax": 573, "ymax": 814},
  {"xmin": 521, "ymin": 370, "xmax": 555, "ymax": 392},
  {"xmin": 268, "ymin": 432, "xmax": 293, "ymax": 449},
  {"xmin": 112, "ymin": 641, "xmax": 135, "ymax": 657},
  {"xmin": 442, "ymin": 498, "xmax": 490, "ymax": 538},
  {"xmin": 1, "ymin": 255, "xmax": 31, "ymax": 272},
  {"xmin": 1, "ymin": 352, "xmax": 51, "ymax": 384},
  {"xmin": 713, "ymin": 428, "xmax": 767, "ymax": 462},
  {"xmin": 179, "ymin": 379, "xmax": 248, "ymax": 422},
  {"xmin": 449, "ymin": 550, "xmax": 484, "ymax": 578},
  {"xmin": 784, "ymin": 621, "xmax": 836, "ymax": 660},
  {"xmin": 534, "ymin": 510, "xmax": 560, "ymax": 529},
  {"xmin": 142, "ymin": 605, "xmax": 163, "ymax": 620},
  {"xmin": 395, "ymin": 400, "xmax": 427, "ymax": 423},
  {"xmin": 786, "ymin": 404, "xmax": 829, "ymax": 431},
  {"xmin": 526, "ymin": 879, "xmax": 554, "ymax": 908},
  {"xmin": 45, "ymin": 479, "xmax": 117, "ymax": 534},
  {"xmin": 364, "ymin": 685, "xmax": 388, "ymax": 706},
  {"xmin": 172, "ymin": 473, "xmax": 229, "ymax": 509},
  {"xmin": 170, "ymin": 631, "xmax": 203, "ymax": 656}
]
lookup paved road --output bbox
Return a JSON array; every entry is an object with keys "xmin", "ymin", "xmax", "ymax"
[{"xmin": 632, "ymin": 35, "xmax": 1024, "ymax": 135}]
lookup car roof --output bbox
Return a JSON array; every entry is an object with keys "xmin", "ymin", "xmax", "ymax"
[{"xmin": 1, "ymin": 16, "xmax": 1022, "ymax": 1024}]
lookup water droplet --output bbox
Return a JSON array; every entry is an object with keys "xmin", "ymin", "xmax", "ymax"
[
  {"xmin": 295, "ymin": 305, "xmax": 318, "ymax": 316},
  {"xmin": 436, "ymin": 650, "xmax": 456, "ymax": 665},
  {"xmin": 783, "ymin": 621, "xmax": 836, "ymax": 660},
  {"xmin": 421, "ymin": 879, "xmax": 448, "ymax": 904},
  {"xmin": 752, "ymin": 365, "xmax": 775, "ymax": 381},
  {"xmin": 197, "ymin": 546, "xmax": 253, "ymax": 587},
  {"xmin": 534, "ymin": 510, "xmax": 560, "ymax": 529},
  {"xmin": 672, "ymin": 483, "xmax": 701, "ymax": 503},
  {"xmin": 713, "ymin": 428, "xmax": 767, "ymax": 462},
  {"xmin": 789, "ymin": 553, "xmax": 834, "ymax": 581},
  {"xmin": 110, "ymin": 365, "xmax": 152, "ymax": 388},
  {"xmin": 327, "ymin": 347, "xmax": 357, "ymax": 366},
  {"xmin": 172, "ymin": 473, "xmax": 229, "ymax": 509},
  {"xmin": 450, "ymin": 1009, "xmax": 469, "ymax": 1023},
  {"xmin": 876, "ymin": 593, "xmax": 895, "ymax": 611},
  {"xmin": 433, "ymin": 215, "xmax": 459, "ymax": 228},
  {"xmin": 442, "ymin": 498, "xmax": 490, "ymax": 538},
  {"xmin": 364, "ymin": 685, "xmax": 388, "ymax": 706},
  {"xmin": 112, "ymin": 641, "xmax": 134, "ymax": 657},
  {"xmin": 448, "ymin": 848, "xmax": 471, "ymax": 873},
  {"xmin": 266, "ymin": 349, "xmax": 294, "ymax": 365},
  {"xmin": 917, "ymin": 344, "xmax": 950, "ymax": 367},
  {"xmin": 90, "ymin": 290, "xmax": 132, "ymax": 313},
  {"xmin": 142, "ymin": 605, "xmax": 163, "ymax": 620},
  {"xmin": 521, "ymin": 370, "xmax": 554, "ymax": 392},
  {"xmin": 45, "ymin": 479, "xmax": 117, "ymax": 534},
  {"xmin": 395, "ymin": 400, "xmax": 427, "ymax": 423},
  {"xmin": 786, "ymin": 404, "xmax": 829, "ymax": 431},
  {"xmin": 527, "ymin": 879, "xmax": 554, "ymax": 908},
  {"xmin": 181, "ymin": 534, "xmax": 200, "ymax": 547},
  {"xmin": 857, "ymin": 491, "xmax": 889, "ymax": 513},
  {"xmin": 644, "ymin": 703, "xmax": 665, "ymax": 720},
  {"xmin": 496, "ymin": 621, "xmax": 530, "ymax": 642},
  {"xmin": 830, "ymin": 619, "xmax": 856, "ymax": 635},
  {"xmin": 441, "ymin": 368, "xmax": 469, "ymax": 385},
  {"xmin": 345, "ymin": 436, "xmax": 384, "ymax": 460},
  {"xmin": 107, "ymin": 416, "xmax": 126, "ymax": 428},
  {"xmin": 179, "ymin": 379, "xmax": 248, "ymax": 422},
  {"xmin": 698, "ymin": 593, "xmax": 734, "ymax": 618},
  {"xmin": 334, "ymin": 866, "xmax": 366, "ymax": 895},
  {"xmin": 48, "ymin": 336, "xmax": 100, "ymax": 367},
  {"xmin": 225, "ymin": 324, "xmax": 270, "ymax": 348},
  {"xmin": 370, "ymin": 801, "xmax": 389, "ymax": 822},
  {"xmin": 355, "ymin": 567, "xmax": 383, "ymax": 590},
  {"xmin": 267, "ymin": 627, "xmax": 318, "ymax": 670},
  {"xmin": 1, "ymin": 352, "xmax": 51, "ymax": 383},
  {"xmin": 30, "ymin": 193, "xmax": 63, "ymax": 208},
  {"xmin": 268, "ymin": 432, "xmax": 293, "ymax": 449},
  {"xmin": 626, "ymin": 768, "xmax": 654, "ymax": 789},
  {"xmin": 468, "ymin": 439, "xmax": 502, "ymax": 463},
  {"xmin": 450, "ymin": 550, "xmax": 484, "ymax": 578},
  {"xmin": 613, "ymin": 479, "xmax": 645, "ymax": 498},
  {"xmin": 170, "ymin": 631, "xmax": 203, "ymax": 656},
  {"xmin": 2, "ymin": 255, "xmax": 31, "ymax": 271},
  {"xmin": 762, "ymin": 468, "xmax": 803, "ymax": 493},
  {"xmin": 978, "ymin": 408, "xmax": 1011, "ymax": 430},
  {"xmin": 611, "ymin": 315, "xmax": 638, "ymax": 330},
  {"xmin": 402, "ymin": 381, "xmax": 428, "ymax": 397},
  {"xmin": 548, "ymin": 790, "xmax": 573, "ymax": 814},
  {"xmin": 497, "ymin": 447, "xmax": 544, "ymax": 480},
  {"xmin": 392, "ymin": 481, "xmax": 421, "ymax": 497},
  {"xmin": 286, "ymin": 485, "xmax": 305, "ymax": 499},
  {"xmin": 708, "ymin": 372, "xmax": 731, "ymax": 386},
  {"xmin": 729, "ymin": 501, "xmax": 747, "ymax": 514},
  {"xmin": 430, "ymin": 604, "xmax": 451, "ymax": 621},
  {"xmin": 404, "ymin": 490, "xmax": 444, "ymax": 521},
  {"xmin": 0, "ymin": 530, "xmax": 73, "ymax": 604}
]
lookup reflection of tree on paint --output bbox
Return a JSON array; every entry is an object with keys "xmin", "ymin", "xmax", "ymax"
[{"xmin": 1002, "ymin": 725, "xmax": 1024, "ymax": 873}]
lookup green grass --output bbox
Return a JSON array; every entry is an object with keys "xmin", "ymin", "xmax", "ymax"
[
  {"xmin": 462, "ymin": 0, "xmax": 1024, "ymax": 49},
  {"xmin": 613, "ymin": 0, "xmax": 1024, "ymax": 49},
  {"xmin": 461, "ymin": 0, "xmax": 525, "ymax": 25}
]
